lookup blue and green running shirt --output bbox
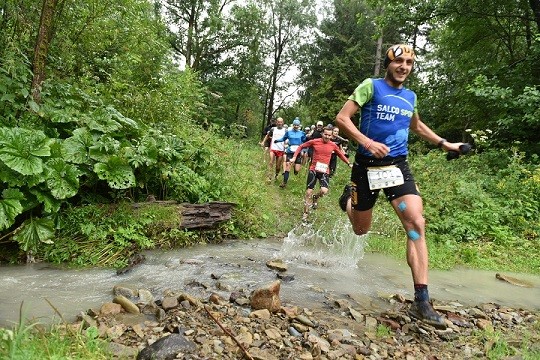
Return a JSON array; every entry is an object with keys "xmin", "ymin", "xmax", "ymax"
[{"xmin": 348, "ymin": 78, "xmax": 417, "ymax": 157}]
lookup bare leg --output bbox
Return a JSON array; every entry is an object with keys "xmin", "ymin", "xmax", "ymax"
[
  {"xmin": 346, "ymin": 197, "xmax": 374, "ymax": 236},
  {"xmin": 303, "ymin": 188, "xmax": 314, "ymax": 215},
  {"xmin": 275, "ymin": 156, "xmax": 284, "ymax": 178},
  {"xmin": 267, "ymin": 152, "xmax": 276, "ymax": 179},
  {"xmin": 390, "ymin": 194, "xmax": 428, "ymax": 285}
]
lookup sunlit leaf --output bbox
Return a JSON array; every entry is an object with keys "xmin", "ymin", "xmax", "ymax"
[
  {"xmin": 94, "ymin": 156, "xmax": 135, "ymax": 189},
  {"xmin": 45, "ymin": 158, "xmax": 81, "ymax": 199},
  {"xmin": 0, "ymin": 188, "xmax": 24, "ymax": 230},
  {"xmin": 0, "ymin": 127, "xmax": 53, "ymax": 175},
  {"xmin": 13, "ymin": 217, "xmax": 55, "ymax": 252},
  {"xmin": 63, "ymin": 127, "xmax": 94, "ymax": 164}
]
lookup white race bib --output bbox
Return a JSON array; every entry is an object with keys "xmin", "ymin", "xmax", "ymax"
[
  {"xmin": 314, "ymin": 162, "xmax": 328, "ymax": 173},
  {"xmin": 367, "ymin": 165, "xmax": 404, "ymax": 190},
  {"xmin": 289, "ymin": 145, "xmax": 299, "ymax": 152}
]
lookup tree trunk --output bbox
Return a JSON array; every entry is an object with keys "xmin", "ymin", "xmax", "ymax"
[
  {"xmin": 529, "ymin": 0, "xmax": 540, "ymax": 33},
  {"xmin": 374, "ymin": 35, "xmax": 383, "ymax": 77},
  {"xmin": 31, "ymin": 0, "xmax": 58, "ymax": 103}
]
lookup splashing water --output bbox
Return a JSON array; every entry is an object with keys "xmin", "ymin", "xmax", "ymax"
[{"xmin": 279, "ymin": 217, "xmax": 366, "ymax": 268}]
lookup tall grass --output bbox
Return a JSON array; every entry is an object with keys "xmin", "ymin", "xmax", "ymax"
[{"xmin": 0, "ymin": 303, "xmax": 110, "ymax": 359}]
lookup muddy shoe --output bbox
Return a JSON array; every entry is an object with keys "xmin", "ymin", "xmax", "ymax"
[
  {"xmin": 279, "ymin": 182, "xmax": 287, "ymax": 188},
  {"xmin": 338, "ymin": 184, "xmax": 351, "ymax": 212},
  {"xmin": 408, "ymin": 300, "xmax": 447, "ymax": 329}
]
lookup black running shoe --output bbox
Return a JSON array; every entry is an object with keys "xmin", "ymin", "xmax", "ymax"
[
  {"xmin": 408, "ymin": 300, "xmax": 447, "ymax": 329},
  {"xmin": 338, "ymin": 184, "xmax": 351, "ymax": 212}
]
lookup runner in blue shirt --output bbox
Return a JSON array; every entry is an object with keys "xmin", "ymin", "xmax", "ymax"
[
  {"xmin": 336, "ymin": 44, "xmax": 465, "ymax": 329},
  {"xmin": 273, "ymin": 118, "xmax": 307, "ymax": 188}
]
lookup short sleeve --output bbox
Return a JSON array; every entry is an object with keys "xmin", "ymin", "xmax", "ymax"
[{"xmin": 348, "ymin": 78, "xmax": 374, "ymax": 107}]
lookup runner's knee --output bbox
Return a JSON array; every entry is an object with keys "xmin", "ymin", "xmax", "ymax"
[{"xmin": 404, "ymin": 216, "xmax": 425, "ymax": 240}]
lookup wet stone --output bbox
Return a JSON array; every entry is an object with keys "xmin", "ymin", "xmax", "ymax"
[
  {"xmin": 66, "ymin": 274, "xmax": 539, "ymax": 360},
  {"xmin": 137, "ymin": 333, "xmax": 196, "ymax": 360},
  {"xmin": 161, "ymin": 296, "xmax": 178, "ymax": 310},
  {"xmin": 113, "ymin": 295, "xmax": 140, "ymax": 314},
  {"xmin": 113, "ymin": 285, "xmax": 137, "ymax": 299}
]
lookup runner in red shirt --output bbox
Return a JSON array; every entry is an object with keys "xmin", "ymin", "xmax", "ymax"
[{"xmin": 291, "ymin": 126, "xmax": 352, "ymax": 220}]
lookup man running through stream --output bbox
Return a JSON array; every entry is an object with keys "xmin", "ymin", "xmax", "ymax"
[
  {"xmin": 335, "ymin": 44, "xmax": 465, "ymax": 329},
  {"xmin": 290, "ymin": 126, "xmax": 352, "ymax": 221}
]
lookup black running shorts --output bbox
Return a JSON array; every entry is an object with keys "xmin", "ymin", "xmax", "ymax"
[{"xmin": 350, "ymin": 154, "xmax": 420, "ymax": 211}]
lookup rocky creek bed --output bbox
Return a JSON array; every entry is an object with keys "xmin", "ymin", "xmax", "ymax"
[{"xmin": 66, "ymin": 259, "xmax": 539, "ymax": 360}]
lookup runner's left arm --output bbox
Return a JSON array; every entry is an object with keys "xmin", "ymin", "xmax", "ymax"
[
  {"xmin": 334, "ymin": 143, "xmax": 352, "ymax": 166},
  {"xmin": 410, "ymin": 113, "xmax": 462, "ymax": 153},
  {"xmin": 291, "ymin": 140, "xmax": 311, "ymax": 161},
  {"xmin": 273, "ymin": 132, "xmax": 288, "ymax": 143}
]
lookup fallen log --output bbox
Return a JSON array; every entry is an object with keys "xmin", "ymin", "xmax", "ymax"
[
  {"xmin": 179, "ymin": 201, "xmax": 236, "ymax": 229},
  {"xmin": 133, "ymin": 200, "xmax": 236, "ymax": 230}
]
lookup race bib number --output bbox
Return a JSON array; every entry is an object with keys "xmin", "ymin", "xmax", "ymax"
[
  {"xmin": 314, "ymin": 162, "xmax": 328, "ymax": 173},
  {"xmin": 289, "ymin": 145, "xmax": 299, "ymax": 152},
  {"xmin": 367, "ymin": 165, "xmax": 404, "ymax": 190}
]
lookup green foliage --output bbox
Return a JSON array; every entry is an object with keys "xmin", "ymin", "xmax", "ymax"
[
  {"xmin": 298, "ymin": 0, "xmax": 403, "ymax": 123},
  {"xmin": 411, "ymin": 149, "xmax": 540, "ymax": 272},
  {"xmin": 418, "ymin": 150, "xmax": 539, "ymax": 244},
  {"xmin": 467, "ymin": 328, "xmax": 540, "ymax": 360},
  {"xmin": 12, "ymin": 217, "xmax": 55, "ymax": 252},
  {"xmin": 44, "ymin": 203, "xmax": 159, "ymax": 266},
  {"xmin": 0, "ymin": 189, "xmax": 25, "ymax": 231},
  {"xmin": 0, "ymin": 127, "xmax": 52, "ymax": 175},
  {"xmin": 42, "ymin": 201, "xmax": 230, "ymax": 266},
  {"xmin": 467, "ymin": 73, "xmax": 540, "ymax": 152},
  {"xmin": 94, "ymin": 157, "xmax": 136, "ymax": 190},
  {"xmin": 0, "ymin": 22, "xmax": 220, "ymax": 255},
  {"xmin": 0, "ymin": 316, "xmax": 109, "ymax": 359},
  {"xmin": 375, "ymin": 324, "xmax": 392, "ymax": 338},
  {"xmin": 1, "ymin": 0, "xmax": 539, "ymax": 276},
  {"xmin": 0, "ymin": 42, "xmax": 36, "ymax": 127},
  {"xmin": 203, "ymin": 77, "xmax": 264, "ymax": 137}
]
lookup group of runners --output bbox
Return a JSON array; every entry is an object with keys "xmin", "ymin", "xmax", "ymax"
[
  {"xmin": 258, "ymin": 43, "xmax": 468, "ymax": 329},
  {"xmin": 260, "ymin": 117, "xmax": 351, "ymax": 221}
]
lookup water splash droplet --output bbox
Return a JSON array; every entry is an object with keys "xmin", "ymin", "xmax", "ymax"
[{"xmin": 279, "ymin": 219, "xmax": 366, "ymax": 269}]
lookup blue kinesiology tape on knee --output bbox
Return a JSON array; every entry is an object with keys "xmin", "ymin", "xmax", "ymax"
[
  {"xmin": 398, "ymin": 201, "xmax": 407, "ymax": 212},
  {"xmin": 408, "ymin": 230, "xmax": 420, "ymax": 241}
]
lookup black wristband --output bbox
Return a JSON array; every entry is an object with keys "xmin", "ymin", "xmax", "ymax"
[{"xmin": 437, "ymin": 139, "xmax": 447, "ymax": 148}]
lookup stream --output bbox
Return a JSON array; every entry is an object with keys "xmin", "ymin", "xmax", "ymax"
[{"xmin": 1, "ymin": 219, "xmax": 539, "ymax": 328}]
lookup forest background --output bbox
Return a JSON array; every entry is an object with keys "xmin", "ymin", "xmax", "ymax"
[{"xmin": 0, "ymin": 0, "xmax": 539, "ymax": 275}]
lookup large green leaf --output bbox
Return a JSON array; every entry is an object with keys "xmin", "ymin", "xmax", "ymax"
[
  {"xmin": 63, "ymin": 128, "xmax": 94, "ymax": 164},
  {"xmin": 48, "ymin": 107, "xmax": 81, "ymax": 124},
  {"xmin": 0, "ymin": 188, "xmax": 25, "ymax": 230},
  {"xmin": 13, "ymin": 217, "xmax": 55, "ymax": 252},
  {"xmin": 106, "ymin": 106, "xmax": 139, "ymax": 130},
  {"xmin": 29, "ymin": 188, "xmax": 62, "ymax": 213},
  {"xmin": 85, "ymin": 106, "xmax": 139, "ymax": 134},
  {"xmin": 0, "ymin": 162, "xmax": 43, "ymax": 187},
  {"xmin": 88, "ymin": 135, "xmax": 121, "ymax": 162},
  {"xmin": 0, "ymin": 127, "xmax": 53, "ymax": 175},
  {"xmin": 94, "ymin": 156, "xmax": 136, "ymax": 189},
  {"xmin": 45, "ymin": 158, "xmax": 81, "ymax": 199}
]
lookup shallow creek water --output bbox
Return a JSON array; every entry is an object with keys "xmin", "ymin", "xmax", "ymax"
[{"xmin": 1, "ymin": 220, "xmax": 539, "ymax": 327}]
